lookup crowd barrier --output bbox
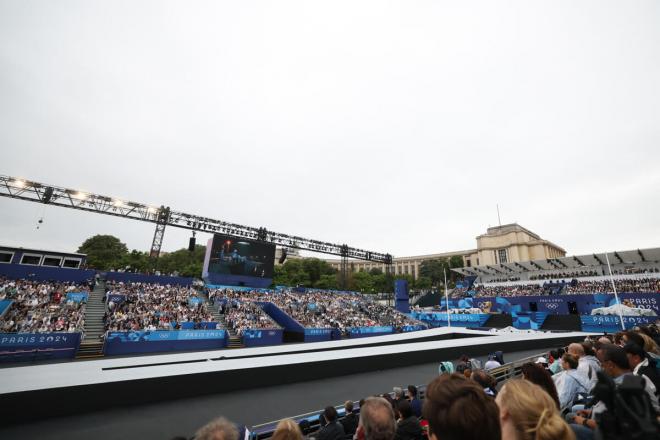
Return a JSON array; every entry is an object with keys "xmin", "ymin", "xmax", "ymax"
[
  {"xmin": 103, "ymin": 329, "xmax": 228, "ymax": 355},
  {"xmin": 0, "ymin": 264, "xmax": 95, "ymax": 283},
  {"xmin": 103, "ymin": 272, "xmax": 193, "ymax": 286},
  {"xmin": 0, "ymin": 332, "xmax": 81, "ymax": 362},
  {"xmin": 409, "ymin": 311, "xmax": 490, "ymax": 328}
]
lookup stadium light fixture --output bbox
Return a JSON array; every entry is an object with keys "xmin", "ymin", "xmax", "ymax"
[
  {"xmin": 113, "ymin": 199, "xmax": 124, "ymax": 207},
  {"xmin": 12, "ymin": 179, "xmax": 25, "ymax": 188},
  {"xmin": 74, "ymin": 192, "xmax": 88, "ymax": 200}
]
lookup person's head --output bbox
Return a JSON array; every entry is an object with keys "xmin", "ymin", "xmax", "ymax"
[
  {"xmin": 623, "ymin": 342, "xmax": 646, "ymax": 369},
  {"xmin": 423, "ymin": 373, "xmax": 500, "ymax": 440},
  {"xmin": 397, "ymin": 400, "xmax": 413, "ymax": 419},
  {"xmin": 622, "ymin": 331, "xmax": 645, "ymax": 349},
  {"xmin": 598, "ymin": 336, "xmax": 612, "ymax": 345},
  {"xmin": 639, "ymin": 333, "xmax": 660, "ymax": 355},
  {"xmin": 496, "ymin": 380, "xmax": 575, "ymax": 440},
  {"xmin": 195, "ymin": 417, "xmax": 239, "ymax": 440},
  {"xmin": 271, "ymin": 419, "xmax": 303, "ymax": 440},
  {"xmin": 324, "ymin": 406, "xmax": 338, "ymax": 423},
  {"xmin": 566, "ymin": 343, "xmax": 584, "ymax": 359},
  {"xmin": 357, "ymin": 397, "xmax": 396, "ymax": 440},
  {"xmin": 345, "ymin": 400, "xmax": 354, "ymax": 414},
  {"xmin": 407, "ymin": 385, "xmax": 417, "ymax": 399},
  {"xmin": 463, "ymin": 367, "xmax": 473, "ymax": 379},
  {"xmin": 520, "ymin": 363, "xmax": 560, "ymax": 409},
  {"xmin": 471, "ymin": 369, "xmax": 497, "ymax": 390},
  {"xmin": 561, "ymin": 354, "xmax": 578, "ymax": 371},
  {"xmin": 393, "ymin": 387, "xmax": 404, "ymax": 400},
  {"xmin": 581, "ymin": 341, "xmax": 595, "ymax": 357},
  {"xmin": 599, "ymin": 344, "xmax": 631, "ymax": 377}
]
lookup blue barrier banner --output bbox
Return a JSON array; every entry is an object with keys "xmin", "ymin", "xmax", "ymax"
[
  {"xmin": 107, "ymin": 294, "xmax": 126, "ymax": 304},
  {"xmin": 410, "ymin": 312, "xmax": 490, "ymax": 328},
  {"xmin": 474, "ymin": 293, "xmax": 660, "ymax": 315},
  {"xmin": 512, "ymin": 312, "xmax": 548, "ymax": 330},
  {"xmin": 65, "ymin": 292, "xmax": 88, "ymax": 303},
  {"xmin": 401, "ymin": 324, "xmax": 427, "ymax": 332},
  {"xmin": 304, "ymin": 328, "xmax": 333, "ymax": 336},
  {"xmin": 580, "ymin": 315, "xmax": 658, "ymax": 333},
  {"xmin": 394, "ymin": 279, "xmax": 410, "ymax": 313},
  {"xmin": 0, "ymin": 332, "xmax": 81, "ymax": 361},
  {"xmin": 104, "ymin": 329, "xmax": 228, "ymax": 355},
  {"xmin": 348, "ymin": 326, "xmax": 393, "ymax": 338},
  {"xmin": 242, "ymin": 329, "xmax": 283, "ymax": 347},
  {"xmin": 0, "ymin": 299, "xmax": 12, "ymax": 316}
]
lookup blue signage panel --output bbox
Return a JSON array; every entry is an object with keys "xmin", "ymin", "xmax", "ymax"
[
  {"xmin": 65, "ymin": 292, "xmax": 89, "ymax": 303},
  {"xmin": 107, "ymin": 294, "xmax": 126, "ymax": 304},
  {"xmin": 410, "ymin": 312, "xmax": 490, "ymax": 328},
  {"xmin": 580, "ymin": 315, "xmax": 658, "ymax": 333},
  {"xmin": 348, "ymin": 326, "xmax": 394, "ymax": 338},
  {"xmin": 0, "ymin": 299, "xmax": 12, "ymax": 316},
  {"xmin": 0, "ymin": 332, "xmax": 82, "ymax": 362},
  {"xmin": 103, "ymin": 329, "xmax": 228, "ymax": 355},
  {"xmin": 242, "ymin": 329, "xmax": 283, "ymax": 347}
]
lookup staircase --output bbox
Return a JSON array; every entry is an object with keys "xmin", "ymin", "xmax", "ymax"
[
  {"xmin": 76, "ymin": 281, "xmax": 106, "ymax": 359},
  {"xmin": 199, "ymin": 289, "xmax": 244, "ymax": 349}
]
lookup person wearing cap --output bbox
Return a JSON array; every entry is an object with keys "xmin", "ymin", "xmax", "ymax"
[{"xmin": 535, "ymin": 356, "xmax": 548, "ymax": 368}]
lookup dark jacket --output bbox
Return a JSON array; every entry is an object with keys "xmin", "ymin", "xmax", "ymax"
[
  {"xmin": 395, "ymin": 416, "xmax": 422, "ymax": 440},
  {"xmin": 317, "ymin": 421, "xmax": 345, "ymax": 440},
  {"xmin": 341, "ymin": 412, "xmax": 359, "ymax": 436},
  {"xmin": 409, "ymin": 398, "xmax": 422, "ymax": 418},
  {"xmin": 638, "ymin": 361, "xmax": 660, "ymax": 395}
]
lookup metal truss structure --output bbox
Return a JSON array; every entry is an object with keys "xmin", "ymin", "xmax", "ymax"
[{"xmin": 0, "ymin": 175, "xmax": 392, "ymax": 271}]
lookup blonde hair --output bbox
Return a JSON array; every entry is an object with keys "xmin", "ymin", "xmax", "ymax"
[
  {"xmin": 640, "ymin": 333, "xmax": 660, "ymax": 355},
  {"xmin": 499, "ymin": 380, "xmax": 575, "ymax": 440},
  {"xmin": 271, "ymin": 419, "xmax": 303, "ymax": 440}
]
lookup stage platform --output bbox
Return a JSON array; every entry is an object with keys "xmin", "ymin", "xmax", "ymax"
[{"xmin": 0, "ymin": 327, "xmax": 590, "ymax": 424}]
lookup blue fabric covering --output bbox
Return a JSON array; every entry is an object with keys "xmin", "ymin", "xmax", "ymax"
[
  {"xmin": 0, "ymin": 264, "xmax": 94, "ymax": 283},
  {"xmin": 0, "ymin": 332, "xmax": 82, "ymax": 362}
]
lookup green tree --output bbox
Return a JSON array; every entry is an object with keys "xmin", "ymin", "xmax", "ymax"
[
  {"xmin": 419, "ymin": 258, "xmax": 449, "ymax": 286},
  {"xmin": 315, "ymin": 273, "xmax": 339, "ymax": 290},
  {"xmin": 118, "ymin": 250, "xmax": 151, "ymax": 273},
  {"xmin": 415, "ymin": 276, "xmax": 433, "ymax": 290},
  {"xmin": 78, "ymin": 234, "xmax": 128, "ymax": 270},
  {"xmin": 351, "ymin": 271, "xmax": 375, "ymax": 293},
  {"xmin": 157, "ymin": 245, "xmax": 206, "ymax": 277}
]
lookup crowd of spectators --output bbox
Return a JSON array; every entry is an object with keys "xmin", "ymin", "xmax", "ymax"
[
  {"xmin": 166, "ymin": 325, "xmax": 660, "ymax": 440},
  {"xmin": 103, "ymin": 281, "xmax": 217, "ymax": 332},
  {"xmin": 565, "ymin": 277, "xmax": 660, "ymax": 295},
  {"xmin": 473, "ymin": 283, "xmax": 549, "ymax": 297},
  {"xmin": 0, "ymin": 277, "xmax": 88, "ymax": 333},
  {"xmin": 222, "ymin": 300, "xmax": 281, "ymax": 336},
  {"xmin": 530, "ymin": 271, "xmax": 601, "ymax": 280},
  {"xmin": 209, "ymin": 288, "xmax": 425, "ymax": 336}
]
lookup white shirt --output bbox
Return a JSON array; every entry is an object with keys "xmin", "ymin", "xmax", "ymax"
[{"xmin": 484, "ymin": 360, "xmax": 501, "ymax": 370}]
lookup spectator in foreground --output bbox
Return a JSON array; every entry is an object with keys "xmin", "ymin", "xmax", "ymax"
[
  {"xmin": 521, "ymin": 362, "xmax": 560, "ymax": 409},
  {"xmin": 496, "ymin": 379, "xmax": 575, "ymax": 440},
  {"xmin": 423, "ymin": 373, "xmax": 501, "ymax": 440},
  {"xmin": 394, "ymin": 400, "xmax": 422, "ymax": 440},
  {"xmin": 341, "ymin": 400, "xmax": 359, "ymax": 437},
  {"xmin": 623, "ymin": 342, "xmax": 660, "ymax": 393},
  {"xmin": 272, "ymin": 419, "xmax": 304, "ymax": 440},
  {"xmin": 553, "ymin": 354, "xmax": 591, "ymax": 412},
  {"xmin": 357, "ymin": 396, "xmax": 397, "ymax": 440},
  {"xmin": 485, "ymin": 353, "xmax": 502, "ymax": 370},
  {"xmin": 195, "ymin": 417, "xmax": 239, "ymax": 440},
  {"xmin": 407, "ymin": 385, "xmax": 422, "ymax": 418},
  {"xmin": 317, "ymin": 406, "xmax": 345, "ymax": 440}
]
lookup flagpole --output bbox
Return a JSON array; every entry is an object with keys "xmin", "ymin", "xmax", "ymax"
[
  {"xmin": 604, "ymin": 252, "xmax": 625, "ymax": 331},
  {"xmin": 444, "ymin": 268, "xmax": 451, "ymax": 328}
]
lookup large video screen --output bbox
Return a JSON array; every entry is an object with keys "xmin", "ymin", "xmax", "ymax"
[{"xmin": 206, "ymin": 234, "xmax": 275, "ymax": 279}]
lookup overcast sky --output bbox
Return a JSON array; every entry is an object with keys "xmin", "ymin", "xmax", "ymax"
[{"xmin": 1, "ymin": 1, "xmax": 659, "ymax": 260}]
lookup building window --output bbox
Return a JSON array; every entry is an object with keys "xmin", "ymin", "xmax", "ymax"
[
  {"xmin": 20, "ymin": 254, "xmax": 42, "ymax": 266},
  {"xmin": 466, "ymin": 259, "xmax": 471, "ymax": 267},
  {"xmin": 498, "ymin": 249, "xmax": 508, "ymax": 264},
  {"xmin": 62, "ymin": 258, "xmax": 81, "ymax": 269},
  {"xmin": 0, "ymin": 251, "xmax": 13, "ymax": 264},
  {"xmin": 42, "ymin": 256, "xmax": 63, "ymax": 267}
]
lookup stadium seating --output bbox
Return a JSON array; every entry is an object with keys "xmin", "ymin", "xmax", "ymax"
[{"xmin": 0, "ymin": 277, "xmax": 89, "ymax": 333}]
